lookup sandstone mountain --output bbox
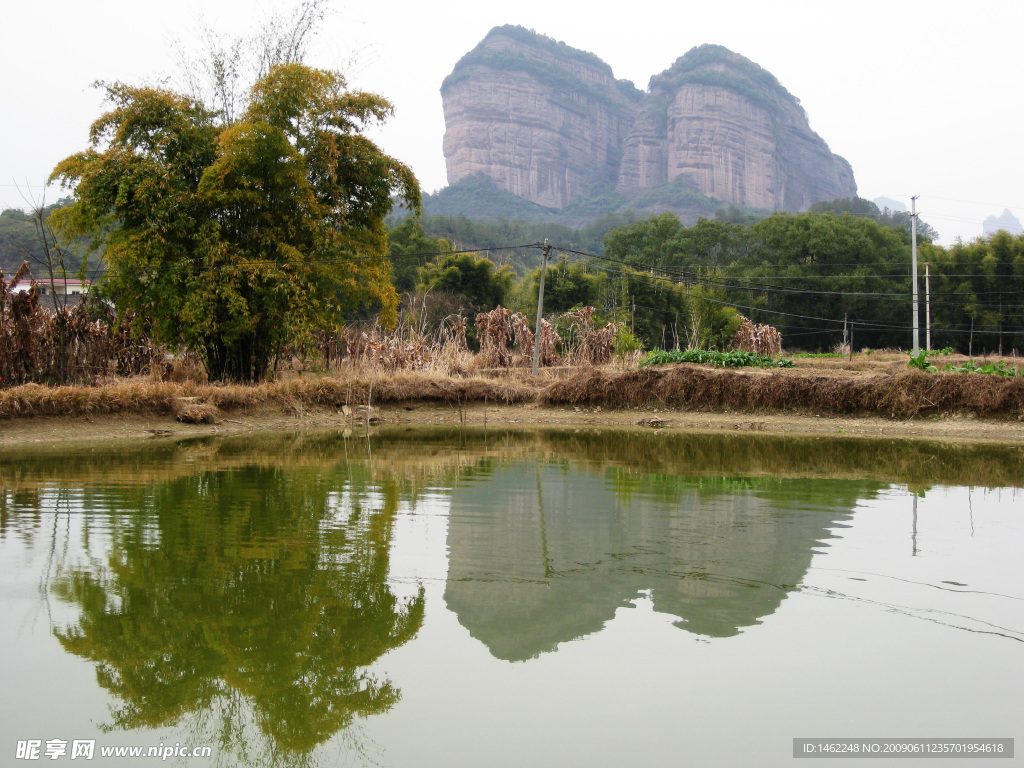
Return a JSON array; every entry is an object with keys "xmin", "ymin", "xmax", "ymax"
[{"xmin": 441, "ymin": 27, "xmax": 856, "ymax": 221}]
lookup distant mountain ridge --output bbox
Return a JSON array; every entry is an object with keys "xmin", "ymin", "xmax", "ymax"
[{"xmin": 440, "ymin": 26, "xmax": 856, "ymax": 223}]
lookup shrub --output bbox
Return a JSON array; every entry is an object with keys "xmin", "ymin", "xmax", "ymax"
[{"xmin": 640, "ymin": 348, "xmax": 794, "ymax": 369}]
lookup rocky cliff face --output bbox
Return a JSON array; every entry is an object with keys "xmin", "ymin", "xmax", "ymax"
[
  {"xmin": 441, "ymin": 26, "xmax": 641, "ymax": 210},
  {"xmin": 441, "ymin": 30, "xmax": 856, "ymax": 216}
]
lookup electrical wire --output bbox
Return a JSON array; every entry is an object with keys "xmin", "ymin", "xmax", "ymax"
[
  {"xmin": 553, "ymin": 245, "xmax": 1024, "ymax": 316},
  {"xmin": 11, "ymin": 234, "xmax": 1021, "ymax": 340},
  {"xmin": 579, "ymin": 258, "xmax": 1021, "ymax": 339}
]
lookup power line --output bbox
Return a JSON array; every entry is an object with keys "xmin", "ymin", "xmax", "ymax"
[
  {"xmin": 571, "ymin": 250, "xmax": 1022, "ymax": 340},
  {"xmin": 10, "ymin": 234, "xmax": 1020, "ymax": 341},
  {"xmin": 552, "ymin": 245, "xmax": 1024, "ymax": 315},
  {"xmin": 590, "ymin": 264, "xmax": 1018, "ymax": 340},
  {"xmin": 14, "ymin": 242, "xmax": 544, "ymax": 281}
]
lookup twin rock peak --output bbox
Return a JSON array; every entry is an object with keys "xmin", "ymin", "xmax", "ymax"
[{"xmin": 441, "ymin": 25, "xmax": 856, "ymax": 218}]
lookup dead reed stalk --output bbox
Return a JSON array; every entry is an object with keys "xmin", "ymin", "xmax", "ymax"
[
  {"xmin": 731, "ymin": 316, "xmax": 783, "ymax": 357},
  {"xmin": 562, "ymin": 306, "xmax": 617, "ymax": 366},
  {"xmin": 475, "ymin": 306, "xmax": 515, "ymax": 368},
  {"xmin": 1, "ymin": 269, "xmax": 164, "ymax": 387}
]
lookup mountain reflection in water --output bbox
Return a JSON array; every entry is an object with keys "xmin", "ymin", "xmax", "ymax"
[{"xmin": 444, "ymin": 461, "xmax": 871, "ymax": 659}]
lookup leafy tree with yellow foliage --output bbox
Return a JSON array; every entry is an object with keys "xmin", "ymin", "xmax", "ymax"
[{"xmin": 51, "ymin": 64, "xmax": 419, "ymax": 382}]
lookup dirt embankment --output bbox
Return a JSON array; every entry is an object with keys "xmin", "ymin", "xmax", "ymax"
[{"xmin": 1, "ymin": 359, "xmax": 1022, "ymax": 448}]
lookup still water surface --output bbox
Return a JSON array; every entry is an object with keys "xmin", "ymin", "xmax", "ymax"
[{"xmin": 1, "ymin": 428, "xmax": 1022, "ymax": 767}]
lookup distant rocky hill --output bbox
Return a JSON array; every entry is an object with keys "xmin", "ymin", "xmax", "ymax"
[
  {"xmin": 440, "ymin": 26, "xmax": 856, "ymax": 222},
  {"xmin": 873, "ymin": 196, "xmax": 907, "ymax": 213},
  {"xmin": 983, "ymin": 209, "xmax": 1022, "ymax": 237}
]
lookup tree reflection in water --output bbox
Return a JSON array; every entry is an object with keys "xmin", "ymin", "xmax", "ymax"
[{"xmin": 50, "ymin": 464, "xmax": 424, "ymax": 767}]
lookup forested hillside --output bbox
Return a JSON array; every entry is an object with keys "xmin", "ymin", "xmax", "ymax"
[{"xmin": 393, "ymin": 197, "xmax": 1020, "ymax": 355}]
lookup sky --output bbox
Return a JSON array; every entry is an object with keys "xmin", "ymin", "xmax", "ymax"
[{"xmin": 2, "ymin": 0, "xmax": 1022, "ymax": 246}]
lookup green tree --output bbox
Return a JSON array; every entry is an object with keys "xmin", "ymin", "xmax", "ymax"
[
  {"xmin": 731, "ymin": 212, "xmax": 910, "ymax": 349},
  {"xmin": 417, "ymin": 253, "xmax": 514, "ymax": 316},
  {"xmin": 603, "ymin": 213, "xmax": 746, "ymax": 273},
  {"xmin": 809, "ymin": 197, "xmax": 940, "ymax": 244},
  {"xmin": 525, "ymin": 256, "xmax": 602, "ymax": 316},
  {"xmin": 50, "ymin": 64, "xmax": 419, "ymax": 382},
  {"xmin": 609, "ymin": 266, "xmax": 691, "ymax": 350},
  {"xmin": 602, "ymin": 212, "xmax": 685, "ymax": 268},
  {"xmin": 599, "ymin": 209, "xmax": 922, "ymax": 350},
  {"xmin": 685, "ymin": 288, "xmax": 744, "ymax": 349},
  {"xmin": 929, "ymin": 232, "xmax": 1024, "ymax": 354},
  {"xmin": 387, "ymin": 219, "xmax": 452, "ymax": 294}
]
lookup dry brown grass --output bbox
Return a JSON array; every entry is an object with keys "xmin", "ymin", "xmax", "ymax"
[
  {"xmin": 175, "ymin": 401, "xmax": 222, "ymax": 424},
  {"xmin": 3, "ymin": 353, "xmax": 1023, "ymax": 423},
  {"xmin": 318, "ymin": 324, "xmax": 476, "ymax": 377},
  {"xmin": 0, "ymin": 371, "xmax": 537, "ymax": 421},
  {"xmin": 540, "ymin": 365, "xmax": 1024, "ymax": 420}
]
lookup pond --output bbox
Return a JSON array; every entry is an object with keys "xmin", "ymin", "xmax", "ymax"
[{"xmin": 1, "ymin": 428, "xmax": 1021, "ymax": 767}]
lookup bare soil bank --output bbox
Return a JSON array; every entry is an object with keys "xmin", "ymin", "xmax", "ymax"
[
  {"xmin": 1, "ymin": 405, "xmax": 1022, "ymax": 448},
  {"xmin": 1, "ymin": 366, "xmax": 1022, "ymax": 448}
]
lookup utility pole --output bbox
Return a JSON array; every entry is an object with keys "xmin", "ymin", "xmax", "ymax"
[
  {"xmin": 925, "ymin": 262, "xmax": 931, "ymax": 352},
  {"xmin": 843, "ymin": 313, "xmax": 849, "ymax": 359},
  {"xmin": 532, "ymin": 239, "xmax": 552, "ymax": 377},
  {"xmin": 911, "ymin": 494, "xmax": 918, "ymax": 557},
  {"xmin": 911, "ymin": 195, "xmax": 920, "ymax": 356}
]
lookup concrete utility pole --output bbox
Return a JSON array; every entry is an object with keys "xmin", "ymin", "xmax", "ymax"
[
  {"xmin": 925, "ymin": 262, "xmax": 932, "ymax": 352},
  {"xmin": 532, "ymin": 239, "xmax": 552, "ymax": 377},
  {"xmin": 911, "ymin": 196, "xmax": 920, "ymax": 356}
]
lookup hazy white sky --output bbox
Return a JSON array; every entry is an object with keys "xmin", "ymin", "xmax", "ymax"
[{"xmin": 2, "ymin": 0, "xmax": 1022, "ymax": 245}]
